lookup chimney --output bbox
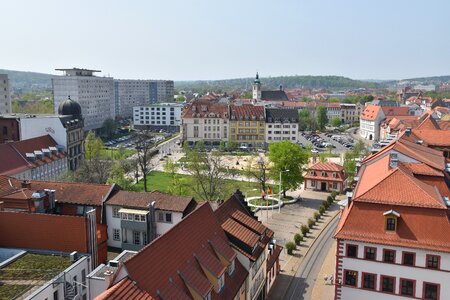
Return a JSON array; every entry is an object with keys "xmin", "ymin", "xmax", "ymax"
[
  {"xmin": 405, "ymin": 127, "xmax": 412, "ymax": 137},
  {"xmin": 346, "ymin": 191, "xmax": 353, "ymax": 206},
  {"xmin": 104, "ymin": 270, "xmax": 114, "ymax": 287},
  {"xmin": 390, "ymin": 152, "xmax": 398, "ymax": 168},
  {"xmin": 70, "ymin": 251, "xmax": 78, "ymax": 263},
  {"xmin": 21, "ymin": 180, "xmax": 31, "ymax": 189},
  {"xmin": 279, "ymin": 84, "xmax": 283, "ymax": 91}
]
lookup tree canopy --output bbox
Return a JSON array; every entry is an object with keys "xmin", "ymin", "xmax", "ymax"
[
  {"xmin": 316, "ymin": 106, "xmax": 328, "ymax": 130},
  {"xmin": 268, "ymin": 141, "xmax": 309, "ymax": 197}
]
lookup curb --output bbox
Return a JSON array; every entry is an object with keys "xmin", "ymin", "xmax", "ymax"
[{"xmin": 280, "ymin": 208, "xmax": 340, "ymax": 299}]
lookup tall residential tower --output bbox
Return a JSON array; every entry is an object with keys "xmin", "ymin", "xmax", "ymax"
[{"xmin": 0, "ymin": 74, "xmax": 12, "ymax": 114}]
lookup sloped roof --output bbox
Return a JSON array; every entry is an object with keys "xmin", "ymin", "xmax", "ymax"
[
  {"xmin": 380, "ymin": 106, "xmax": 410, "ymax": 117},
  {"xmin": 24, "ymin": 180, "xmax": 113, "ymax": 206},
  {"xmin": 229, "ymin": 105, "xmax": 264, "ymax": 121},
  {"xmin": 182, "ymin": 100, "xmax": 228, "ymax": 119},
  {"xmin": 360, "ymin": 104, "xmax": 382, "ymax": 121},
  {"xmin": 107, "ymin": 190, "xmax": 195, "ymax": 213},
  {"xmin": 265, "ymin": 108, "xmax": 298, "ymax": 123},
  {"xmin": 121, "ymin": 203, "xmax": 248, "ymax": 299},
  {"xmin": 335, "ymin": 202, "xmax": 450, "ymax": 253},
  {"xmin": 308, "ymin": 161, "xmax": 344, "ymax": 172},
  {"xmin": 261, "ymin": 90, "xmax": 289, "ymax": 101},
  {"xmin": 0, "ymin": 143, "xmax": 32, "ymax": 175},
  {"xmin": 410, "ymin": 129, "xmax": 450, "ymax": 147},
  {"xmin": 96, "ymin": 278, "xmax": 154, "ymax": 300}
]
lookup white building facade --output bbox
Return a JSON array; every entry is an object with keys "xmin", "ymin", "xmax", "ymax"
[
  {"xmin": 0, "ymin": 74, "xmax": 11, "ymax": 114},
  {"xmin": 53, "ymin": 68, "xmax": 115, "ymax": 131},
  {"xmin": 265, "ymin": 108, "xmax": 298, "ymax": 145},
  {"xmin": 133, "ymin": 103, "xmax": 183, "ymax": 132}
]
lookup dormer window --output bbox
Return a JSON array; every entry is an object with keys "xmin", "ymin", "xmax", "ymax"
[
  {"xmin": 321, "ymin": 171, "xmax": 326, "ymax": 177},
  {"xmin": 333, "ymin": 172, "xmax": 337, "ymax": 178},
  {"xmin": 228, "ymin": 259, "xmax": 235, "ymax": 276},
  {"xmin": 383, "ymin": 210, "xmax": 400, "ymax": 232},
  {"xmin": 218, "ymin": 273, "xmax": 225, "ymax": 292},
  {"xmin": 310, "ymin": 171, "xmax": 315, "ymax": 176}
]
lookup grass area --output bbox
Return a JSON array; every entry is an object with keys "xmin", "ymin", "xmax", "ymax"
[
  {"xmin": 0, "ymin": 253, "xmax": 71, "ymax": 281},
  {"xmin": 135, "ymin": 171, "xmax": 278, "ymax": 199},
  {"xmin": 100, "ymin": 148, "xmax": 136, "ymax": 160},
  {"xmin": 0, "ymin": 284, "xmax": 32, "ymax": 300}
]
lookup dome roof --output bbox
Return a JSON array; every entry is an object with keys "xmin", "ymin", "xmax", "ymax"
[{"xmin": 58, "ymin": 97, "xmax": 82, "ymax": 116}]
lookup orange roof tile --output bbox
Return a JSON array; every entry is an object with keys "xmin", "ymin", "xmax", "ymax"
[
  {"xmin": 222, "ymin": 218, "xmax": 259, "ymax": 248},
  {"xmin": 96, "ymin": 278, "xmax": 154, "ymax": 300},
  {"xmin": 360, "ymin": 104, "xmax": 381, "ymax": 121},
  {"xmin": 308, "ymin": 161, "xmax": 344, "ymax": 172},
  {"xmin": 335, "ymin": 202, "xmax": 450, "ymax": 253}
]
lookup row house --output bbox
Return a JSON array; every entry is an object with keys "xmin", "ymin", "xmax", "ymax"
[
  {"xmin": 360, "ymin": 104, "xmax": 411, "ymax": 141},
  {"xmin": 340, "ymin": 103, "xmax": 362, "ymax": 124},
  {"xmin": 334, "ymin": 137, "xmax": 450, "ymax": 300},
  {"xmin": 93, "ymin": 191, "xmax": 281, "ymax": 300},
  {"xmin": 265, "ymin": 108, "xmax": 298, "ymax": 144},
  {"xmin": 304, "ymin": 162, "xmax": 348, "ymax": 194},
  {"xmin": 229, "ymin": 105, "xmax": 266, "ymax": 149},
  {"xmin": 105, "ymin": 190, "xmax": 196, "ymax": 251},
  {"xmin": 0, "ymin": 135, "xmax": 67, "ymax": 180},
  {"xmin": 181, "ymin": 100, "xmax": 229, "ymax": 147}
]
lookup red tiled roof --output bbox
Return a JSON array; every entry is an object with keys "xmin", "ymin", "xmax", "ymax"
[
  {"xmin": 360, "ymin": 104, "xmax": 382, "ymax": 121},
  {"xmin": 308, "ymin": 161, "xmax": 344, "ymax": 172},
  {"xmin": 410, "ymin": 129, "xmax": 450, "ymax": 147},
  {"xmin": 107, "ymin": 190, "xmax": 195, "ymax": 213},
  {"xmin": 380, "ymin": 106, "xmax": 410, "ymax": 117},
  {"xmin": 230, "ymin": 104, "xmax": 264, "ymax": 121},
  {"xmin": 117, "ymin": 203, "xmax": 248, "ymax": 299},
  {"xmin": 96, "ymin": 278, "xmax": 154, "ymax": 300},
  {"xmin": 399, "ymin": 162, "xmax": 443, "ymax": 177},
  {"xmin": 335, "ymin": 202, "xmax": 450, "ymax": 252},
  {"xmin": 182, "ymin": 100, "xmax": 228, "ymax": 119},
  {"xmin": 222, "ymin": 218, "xmax": 259, "ymax": 248},
  {"xmin": 24, "ymin": 180, "xmax": 113, "ymax": 206},
  {"xmin": 0, "ymin": 143, "xmax": 31, "ymax": 175}
]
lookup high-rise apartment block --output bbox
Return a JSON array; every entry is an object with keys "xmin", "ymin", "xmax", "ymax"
[
  {"xmin": 114, "ymin": 79, "xmax": 174, "ymax": 119},
  {"xmin": 52, "ymin": 68, "xmax": 115, "ymax": 131},
  {"xmin": 0, "ymin": 74, "xmax": 12, "ymax": 114}
]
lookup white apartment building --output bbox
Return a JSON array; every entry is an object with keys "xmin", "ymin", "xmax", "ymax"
[
  {"xmin": 53, "ymin": 68, "xmax": 115, "ymax": 131},
  {"xmin": 360, "ymin": 104, "xmax": 385, "ymax": 141},
  {"xmin": 265, "ymin": 108, "xmax": 298, "ymax": 144},
  {"xmin": 181, "ymin": 100, "xmax": 229, "ymax": 146},
  {"xmin": 334, "ymin": 138, "xmax": 450, "ymax": 300},
  {"xmin": 133, "ymin": 103, "xmax": 183, "ymax": 132},
  {"xmin": 0, "ymin": 74, "xmax": 11, "ymax": 114}
]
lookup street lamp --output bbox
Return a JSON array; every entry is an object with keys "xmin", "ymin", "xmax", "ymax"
[{"xmin": 278, "ymin": 169, "xmax": 290, "ymax": 213}]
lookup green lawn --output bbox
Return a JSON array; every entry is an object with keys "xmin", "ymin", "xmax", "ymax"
[
  {"xmin": 100, "ymin": 148, "xmax": 136, "ymax": 160},
  {"xmin": 0, "ymin": 253, "xmax": 71, "ymax": 281},
  {"xmin": 135, "ymin": 171, "xmax": 278, "ymax": 200}
]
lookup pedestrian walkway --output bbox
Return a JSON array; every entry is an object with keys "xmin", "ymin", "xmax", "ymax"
[
  {"xmin": 263, "ymin": 196, "xmax": 341, "ymax": 300},
  {"xmin": 310, "ymin": 240, "xmax": 337, "ymax": 300}
]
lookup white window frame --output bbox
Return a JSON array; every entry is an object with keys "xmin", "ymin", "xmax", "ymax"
[
  {"xmin": 113, "ymin": 229, "xmax": 120, "ymax": 241},
  {"xmin": 112, "ymin": 207, "xmax": 120, "ymax": 218}
]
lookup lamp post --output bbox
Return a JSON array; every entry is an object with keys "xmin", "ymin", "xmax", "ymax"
[{"xmin": 278, "ymin": 169, "xmax": 290, "ymax": 213}]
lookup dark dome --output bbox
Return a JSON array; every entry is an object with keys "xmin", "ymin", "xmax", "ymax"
[{"xmin": 58, "ymin": 97, "xmax": 82, "ymax": 116}]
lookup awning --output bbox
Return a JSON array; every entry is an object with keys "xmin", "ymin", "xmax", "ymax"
[{"xmin": 118, "ymin": 208, "xmax": 148, "ymax": 215}]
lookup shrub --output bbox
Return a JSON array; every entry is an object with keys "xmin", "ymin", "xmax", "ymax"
[
  {"xmin": 301, "ymin": 224, "xmax": 309, "ymax": 236},
  {"xmin": 327, "ymin": 196, "xmax": 334, "ymax": 205},
  {"xmin": 323, "ymin": 200, "xmax": 329, "ymax": 209},
  {"xmin": 286, "ymin": 241, "xmax": 296, "ymax": 255},
  {"xmin": 331, "ymin": 191, "xmax": 338, "ymax": 199},
  {"xmin": 294, "ymin": 233, "xmax": 302, "ymax": 245},
  {"xmin": 314, "ymin": 211, "xmax": 321, "ymax": 221},
  {"xmin": 319, "ymin": 205, "xmax": 326, "ymax": 215},
  {"xmin": 308, "ymin": 218, "xmax": 315, "ymax": 228}
]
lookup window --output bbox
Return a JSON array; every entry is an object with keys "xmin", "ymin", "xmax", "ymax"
[
  {"xmin": 113, "ymin": 229, "xmax": 120, "ymax": 241},
  {"xmin": 310, "ymin": 171, "xmax": 315, "ymax": 176},
  {"xmin": 134, "ymin": 214, "xmax": 140, "ymax": 221},
  {"xmin": 383, "ymin": 249, "xmax": 395, "ymax": 263},
  {"xmin": 346, "ymin": 244, "xmax": 358, "ymax": 258},
  {"xmin": 311, "ymin": 180, "xmax": 315, "ymax": 187},
  {"xmin": 73, "ymin": 275, "xmax": 78, "ymax": 295},
  {"xmin": 228, "ymin": 259, "xmax": 235, "ymax": 275},
  {"xmin": 53, "ymin": 290, "xmax": 59, "ymax": 300},
  {"xmin": 344, "ymin": 270, "xmax": 357, "ymax": 286},
  {"xmin": 427, "ymin": 255, "xmax": 440, "ymax": 269},
  {"xmin": 321, "ymin": 171, "xmax": 326, "ymax": 176},
  {"xmin": 332, "ymin": 172, "xmax": 337, "ymax": 178},
  {"xmin": 81, "ymin": 269, "xmax": 86, "ymax": 290},
  {"xmin": 218, "ymin": 273, "xmax": 225, "ymax": 291},
  {"xmin": 381, "ymin": 275, "xmax": 395, "ymax": 293},
  {"xmin": 386, "ymin": 217, "xmax": 396, "ymax": 231},
  {"xmin": 362, "ymin": 273, "xmax": 376, "ymax": 290},
  {"xmin": 143, "ymin": 232, "xmax": 148, "ymax": 245},
  {"xmin": 332, "ymin": 182, "xmax": 338, "ymax": 189},
  {"xmin": 364, "ymin": 247, "xmax": 376, "ymax": 260},
  {"xmin": 133, "ymin": 231, "xmax": 140, "ymax": 245},
  {"xmin": 402, "ymin": 252, "xmax": 415, "ymax": 266},
  {"xmin": 140, "ymin": 215, "xmax": 146, "ymax": 222},
  {"xmin": 158, "ymin": 212, "xmax": 172, "ymax": 223},
  {"xmin": 423, "ymin": 282, "xmax": 439, "ymax": 300},
  {"xmin": 400, "ymin": 278, "xmax": 415, "ymax": 297}
]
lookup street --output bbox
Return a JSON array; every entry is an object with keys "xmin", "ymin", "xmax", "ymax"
[{"xmin": 284, "ymin": 215, "xmax": 339, "ymax": 300}]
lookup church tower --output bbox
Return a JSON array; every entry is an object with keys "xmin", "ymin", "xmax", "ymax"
[{"xmin": 252, "ymin": 72, "xmax": 261, "ymax": 100}]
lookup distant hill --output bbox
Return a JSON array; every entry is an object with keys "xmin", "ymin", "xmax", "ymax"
[
  {"xmin": 175, "ymin": 75, "xmax": 383, "ymax": 93},
  {"xmin": 400, "ymin": 75, "xmax": 450, "ymax": 85},
  {"xmin": 0, "ymin": 69, "xmax": 52, "ymax": 91}
]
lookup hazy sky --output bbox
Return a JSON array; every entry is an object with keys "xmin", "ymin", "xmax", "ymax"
[{"xmin": 1, "ymin": 0, "xmax": 449, "ymax": 81}]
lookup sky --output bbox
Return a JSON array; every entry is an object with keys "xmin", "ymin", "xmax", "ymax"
[{"xmin": 1, "ymin": 0, "xmax": 450, "ymax": 81}]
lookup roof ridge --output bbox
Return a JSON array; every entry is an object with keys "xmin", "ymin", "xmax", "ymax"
[{"xmin": 32, "ymin": 178, "xmax": 112, "ymax": 187}]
